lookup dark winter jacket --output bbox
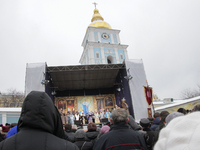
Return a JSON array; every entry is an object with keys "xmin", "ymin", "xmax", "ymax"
[
  {"xmin": 138, "ymin": 128, "xmax": 155, "ymax": 150},
  {"xmin": 65, "ymin": 130, "xmax": 75, "ymax": 142},
  {"xmin": 86, "ymin": 130, "xmax": 99, "ymax": 141},
  {"xmin": 0, "ymin": 91, "xmax": 79, "ymax": 150},
  {"xmin": 154, "ymin": 121, "xmax": 166, "ymax": 144},
  {"xmin": 150, "ymin": 117, "xmax": 160, "ymax": 131},
  {"xmin": 128, "ymin": 115, "xmax": 141, "ymax": 130},
  {"xmin": 93, "ymin": 122, "xmax": 147, "ymax": 150},
  {"xmin": 74, "ymin": 138, "xmax": 94, "ymax": 150}
]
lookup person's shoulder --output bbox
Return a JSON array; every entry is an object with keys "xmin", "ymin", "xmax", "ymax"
[
  {"xmin": 51, "ymin": 136, "xmax": 79, "ymax": 149},
  {"xmin": 0, "ymin": 133, "xmax": 17, "ymax": 149},
  {"xmin": 0, "ymin": 139, "xmax": 4, "ymax": 148},
  {"xmin": 65, "ymin": 140, "xmax": 79, "ymax": 149}
]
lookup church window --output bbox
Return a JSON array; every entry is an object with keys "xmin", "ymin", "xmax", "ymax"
[
  {"xmin": 113, "ymin": 34, "xmax": 118, "ymax": 44},
  {"xmin": 120, "ymin": 54, "xmax": 124, "ymax": 60},
  {"xmin": 96, "ymin": 52, "xmax": 100, "ymax": 58}
]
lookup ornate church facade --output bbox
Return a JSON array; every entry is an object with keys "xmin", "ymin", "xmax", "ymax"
[{"xmin": 79, "ymin": 7, "xmax": 129, "ymax": 65}]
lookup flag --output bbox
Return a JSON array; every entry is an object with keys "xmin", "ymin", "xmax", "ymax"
[{"xmin": 144, "ymin": 86, "xmax": 153, "ymax": 106}]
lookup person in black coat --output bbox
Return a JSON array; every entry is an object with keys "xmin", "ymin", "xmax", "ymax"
[
  {"xmin": 64, "ymin": 123, "xmax": 75, "ymax": 142},
  {"xmin": 86, "ymin": 123, "xmax": 99, "ymax": 142},
  {"xmin": 74, "ymin": 129, "xmax": 94, "ymax": 150},
  {"xmin": 0, "ymin": 91, "xmax": 79, "ymax": 150},
  {"xmin": 138, "ymin": 118, "xmax": 155, "ymax": 150},
  {"xmin": 93, "ymin": 108, "xmax": 147, "ymax": 150},
  {"xmin": 127, "ymin": 115, "xmax": 141, "ymax": 130}
]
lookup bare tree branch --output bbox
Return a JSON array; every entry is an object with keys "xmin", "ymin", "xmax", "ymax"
[
  {"xmin": 1, "ymin": 88, "xmax": 24, "ymax": 107},
  {"xmin": 181, "ymin": 86, "xmax": 200, "ymax": 99}
]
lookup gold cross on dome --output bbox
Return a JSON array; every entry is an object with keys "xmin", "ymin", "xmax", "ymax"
[{"xmin": 92, "ymin": 2, "xmax": 98, "ymax": 8}]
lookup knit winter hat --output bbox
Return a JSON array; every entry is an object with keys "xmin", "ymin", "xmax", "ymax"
[
  {"xmin": 154, "ymin": 112, "xmax": 200, "ymax": 150},
  {"xmin": 100, "ymin": 125, "xmax": 110, "ymax": 134},
  {"xmin": 165, "ymin": 112, "xmax": 184, "ymax": 125},
  {"xmin": 140, "ymin": 118, "xmax": 150, "ymax": 128},
  {"xmin": 2, "ymin": 126, "xmax": 9, "ymax": 132},
  {"xmin": 75, "ymin": 129, "xmax": 86, "ymax": 139}
]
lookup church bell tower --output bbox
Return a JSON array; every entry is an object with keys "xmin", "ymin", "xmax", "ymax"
[{"xmin": 79, "ymin": 4, "xmax": 129, "ymax": 65}]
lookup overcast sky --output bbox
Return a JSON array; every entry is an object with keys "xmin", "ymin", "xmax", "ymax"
[{"xmin": 0, "ymin": 0, "xmax": 200, "ymax": 99}]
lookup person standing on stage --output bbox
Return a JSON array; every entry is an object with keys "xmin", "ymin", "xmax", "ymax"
[
  {"xmin": 80, "ymin": 111, "xmax": 86, "ymax": 125},
  {"xmin": 59, "ymin": 108, "xmax": 66, "ymax": 124},
  {"xmin": 68, "ymin": 112, "xmax": 75, "ymax": 125},
  {"xmin": 86, "ymin": 113, "xmax": 89, "ymax": 124},
  {"xmin": 104, "ymin": 109, "xmax": 111, "ymax": 122},
  {"xmin": 65, "ymin": 112, "xmax": 69, "ymax": 124},
  {"xmin": 94, "ymin": 111, "xmax": 100, "ymax": 123},
  {"xmin": 75, "ymin": 112, "xmax": 80, "ymax": 121},
  {"xmin": 88, "ymin": 112, "xmax": 93, "ymax": 123},
  {"xmin": 99, "ymin": 110, "xmax": 105, "ymax": 120}
]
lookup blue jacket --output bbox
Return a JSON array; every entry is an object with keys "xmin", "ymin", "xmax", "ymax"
[
  {"xmin": 6, "ymin": 126, "xmax": 17, "ymax": 138},
  {"xmin": 150, "ymin": 117, "xmax": 160, "ymax": 131}
]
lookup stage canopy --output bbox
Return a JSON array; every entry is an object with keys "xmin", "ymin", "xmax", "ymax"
[{"xmin": 47, "ymin": 63, "xmax": 125, "ymax": 91}]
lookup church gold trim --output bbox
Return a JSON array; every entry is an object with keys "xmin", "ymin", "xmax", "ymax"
[{"xmin": 55, "ymin": 94, "xmax": 116, "ymax": 113}]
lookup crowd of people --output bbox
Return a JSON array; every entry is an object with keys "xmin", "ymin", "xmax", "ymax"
[
  {"xmin": 59, "ymin": 108, "xmax": 112, "ymax": 125},
  {"xmin": 0, "ymin": 91, "xmax": 200, "ymax": 150}
]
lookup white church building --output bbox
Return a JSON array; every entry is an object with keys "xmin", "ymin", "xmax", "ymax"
[{"xmin": 79, "ymin": 8, "xmax": 129, "ymax": 65}]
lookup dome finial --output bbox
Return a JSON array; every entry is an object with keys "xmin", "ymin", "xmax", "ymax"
[
  {"xmin": 92, "ymin": 2, "xmax": 98, "ymax": 9},
  {"xmin": 88, "ymin": 3, "xmax": 111, "ymax": 29}
]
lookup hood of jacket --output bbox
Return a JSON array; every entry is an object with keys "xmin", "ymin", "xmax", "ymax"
[
  {"xmin": 17, "ymin": 91, "xmax": 65, "ymax": 139},
  {"xmin": 128, "ymin": 115, "xmax": 141, "ymax": 130},
  {"xmin": 86, "ymin": 130, "xmax": 99, "ymax": 140}
]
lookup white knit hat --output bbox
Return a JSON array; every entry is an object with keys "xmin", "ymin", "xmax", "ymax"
[{"xmin": 154, "ymin": 112, "xmax": 200, "ymax": 150}]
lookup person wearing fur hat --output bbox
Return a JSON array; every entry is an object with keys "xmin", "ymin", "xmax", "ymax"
[
  {"xmin": 154, "ymin": 112, "xmax": 200, "ymax": 150},
  {"xmin": 74, "ymin": 129, "xmax": 94, "ymax": 150},
  {"xmin": 138, "ymin": 118, "xmax": 155, "ymax": 150}
]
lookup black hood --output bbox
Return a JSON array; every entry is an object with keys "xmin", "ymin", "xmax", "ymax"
[
  {"xmin": 86, "ymin": 131, "xmax": 99, "ymax": 140},
  {"xmin": 17, "ymin": 91, "xmax": 65, "ymax": 139},
  {"xmin": 128, "ymin": 115, "xmax": 141, "ymax": 130}
]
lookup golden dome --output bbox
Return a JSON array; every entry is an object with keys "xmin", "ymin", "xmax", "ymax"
[{"xmin": 88, "ymin": 8, "xmax": 111, "ymax": 29}]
